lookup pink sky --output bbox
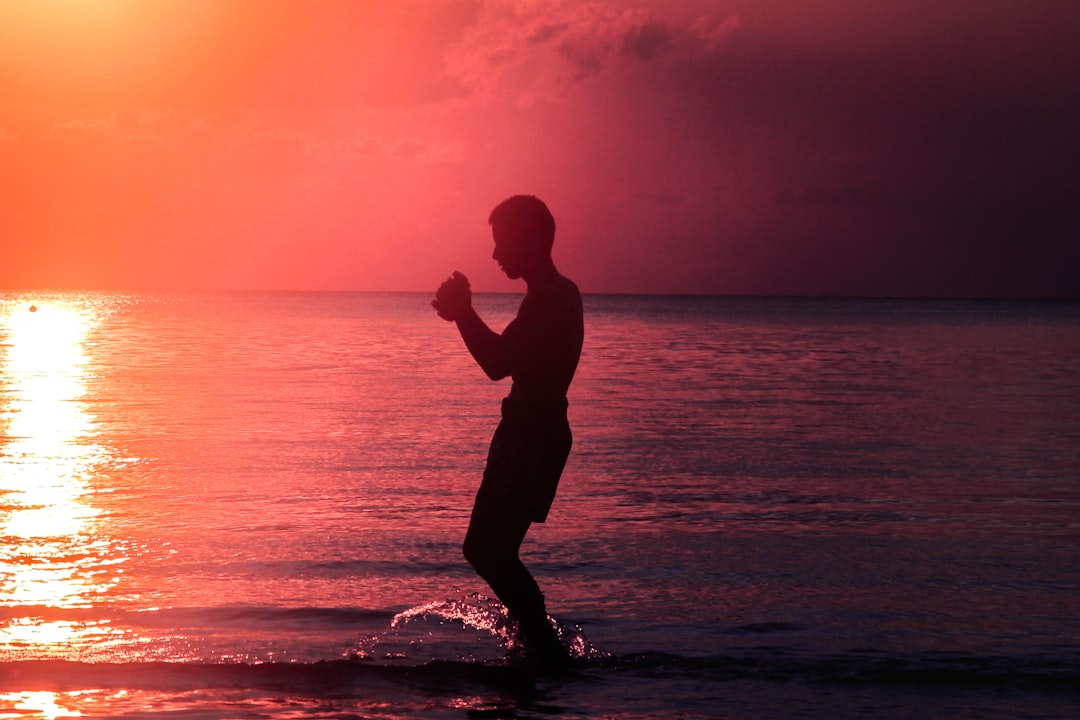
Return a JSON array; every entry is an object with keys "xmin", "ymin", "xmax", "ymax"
[{"xmin": 2, "ymin": 0, "xmax": 1077, "ymax": 297}]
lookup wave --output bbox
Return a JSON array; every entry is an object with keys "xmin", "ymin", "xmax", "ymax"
[
  {"xmin": 1, "ymin": 649, "xmax": 1077, "ymax": 696},
  {"xmin": 0, "ymin": 604, "xmax": 395, "ymax": 628},
  {"xmin": 2, "ymin": 597, "xmax": 1076, "ymax": 699},
  {"xmin": 611, "ymin": 649, "xmax": 1080, "ymax": 692}
]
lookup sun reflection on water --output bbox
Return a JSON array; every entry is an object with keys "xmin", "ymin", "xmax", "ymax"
[
  {"xmin": 0, "ymin": 691, "xmax": 82, "ymax": 719},
  {"xmin": 0, "ymin": 301, "xmax": 121, "ymax": 655}
]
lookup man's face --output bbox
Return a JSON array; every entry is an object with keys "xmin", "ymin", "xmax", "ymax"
[{"xmin": 491, "ymin": 224, "xmax": 527, "ymax": 279}]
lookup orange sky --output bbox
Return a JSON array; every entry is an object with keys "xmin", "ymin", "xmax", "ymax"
[{"xmin": 2, "ymin": 0, "xmax": 1078, "ymax": 297}]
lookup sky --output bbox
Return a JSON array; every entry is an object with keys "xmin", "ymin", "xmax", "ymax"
[{"xmin": 1, "ymin": 0, "xmax": 1078, "ymax": 298}]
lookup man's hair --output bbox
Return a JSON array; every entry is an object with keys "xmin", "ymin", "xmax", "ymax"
[{"xmin": 488, "ymin": 195, "xmax": 556, "ymax": 252}]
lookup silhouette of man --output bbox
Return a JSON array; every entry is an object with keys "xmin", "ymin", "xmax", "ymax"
[{"xmin": 432, "ymin": 195, "xmax": 583, "ymax": 666}]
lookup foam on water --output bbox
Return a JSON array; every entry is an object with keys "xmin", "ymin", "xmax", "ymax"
[{"xmin": 350, "ymin": 593, "xmax": 608, "ymax": 666}]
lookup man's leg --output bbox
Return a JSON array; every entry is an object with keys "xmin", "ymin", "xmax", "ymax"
[{"xmin": 463, "ymin": 493, "xmax": 568, "ymax": 664}]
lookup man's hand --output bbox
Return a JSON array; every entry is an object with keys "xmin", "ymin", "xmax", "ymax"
[{"xmin": 432, "ymin": 271, "xmax": 472, "ymax": 321}]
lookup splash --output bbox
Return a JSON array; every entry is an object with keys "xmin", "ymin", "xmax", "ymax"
[{"xmin": 350, "ymin": 593, "xmax": 607, "ymax": 666}]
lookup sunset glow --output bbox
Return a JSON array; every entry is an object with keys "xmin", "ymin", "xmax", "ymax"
[{"xmin": 0, "ymin": 1, "xmax": 1076, "ymax": 298}]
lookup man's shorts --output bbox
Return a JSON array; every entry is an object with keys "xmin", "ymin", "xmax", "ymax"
[{"xmin": 475, "ymin": 398, "xmax": 572, "ymax": 524}]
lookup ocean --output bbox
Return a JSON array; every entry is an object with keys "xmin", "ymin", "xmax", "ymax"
[{"xmin": 0, "ymin": 291, "xmax": 1077, "ymax": 719}]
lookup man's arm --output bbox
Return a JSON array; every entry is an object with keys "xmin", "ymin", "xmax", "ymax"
[
  {"xmin": 455, "ymin": 305, "xmax": 512, "ymax": 381},
  {"xmin": 433, "ymin": 271, "xmax": 513, "ymax": 381}
]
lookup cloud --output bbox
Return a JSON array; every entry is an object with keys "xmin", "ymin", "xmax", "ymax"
[
  {"xmin": 335, "ymin": 133, "xmax": 468, "ymax": 164},
  {"xmin": 48, "ymin": 109, "xmax": 189, "ymax": 146},
  {"xmin": 621, "ymin": 19, "xmax": 673, "ymax": 60},
  {"xmin": 236, "ymin": 130, "xmax": 466, "ymax": 165},
  {"xmin": 50, "ymin": 117, "xmax": 114, "ymax": 136},
  {"xmin": 444, "ymin": 1, "xmax": 740, "ymax": 104},
  {"xmin": 386, "ymin": 138, "xmax": 466, "ymax": 163},
  {"xmin": 527, "ymin": 22, "xmax": 568, "ymax": 45}
]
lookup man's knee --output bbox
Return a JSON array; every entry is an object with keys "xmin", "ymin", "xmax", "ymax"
[
  {"xmin": 463, "ymin": 528, "xmax": 487, "ymax": 563},
  {"xmin": 462, "ymin": 534, "xmax": 482, "ymax": 569},
  {"xmin": 463, "ymin": 532, "xmax": 508, "ymax": 577}
]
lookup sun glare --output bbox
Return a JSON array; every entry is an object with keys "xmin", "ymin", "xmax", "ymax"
[
  {"xmin": 1, "ymin": 303, "xmax": 100, "ymax": 539},
  {"xmin": 0, "ymin": 300, "xmax": 120, "ymax": 653},
  {"xmin": 0, "ymin": 691, "xmax": 81, "ymax": 719}
]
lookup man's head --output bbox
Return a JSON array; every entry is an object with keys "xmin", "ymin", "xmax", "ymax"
[{"xmin": 488, "ymin": 195, "xmax": 556, "ymax": 280}]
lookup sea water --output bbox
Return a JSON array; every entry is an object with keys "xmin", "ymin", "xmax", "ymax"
[{"xmin": 0, "ymin": 291, "xmax": 1077, "ymax": 719}]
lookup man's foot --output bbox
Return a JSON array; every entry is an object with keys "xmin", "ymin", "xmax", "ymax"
[{"xmin": 520, "ymin": 620, "xmax": 571, "ymax": 672}]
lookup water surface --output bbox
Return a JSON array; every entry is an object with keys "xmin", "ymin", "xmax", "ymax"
[{"xmin": 1, "ymin": 292, "xmax": 1077, "ymax": 718}]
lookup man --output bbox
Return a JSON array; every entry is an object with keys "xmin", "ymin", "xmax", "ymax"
[{"xmin": 432, "ymin": 195, "xmax": 584, "ymax": 666}]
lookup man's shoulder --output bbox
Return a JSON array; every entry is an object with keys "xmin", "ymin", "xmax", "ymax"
[
  {"xmin": 517, "ymin": 274, "xmax": 581, "ymax": 326},
  {"xmin": 528, "ymin": 272, "xmax": 580, "ymax": 303},
  {"xmin": 556, "ymin": 272, "xmax": 581, "ymax": 298}
]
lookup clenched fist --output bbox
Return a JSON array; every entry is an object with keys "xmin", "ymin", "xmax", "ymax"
[{"xmin": 432, "ymin": 271, "xmax": 472, "ymax": 322}]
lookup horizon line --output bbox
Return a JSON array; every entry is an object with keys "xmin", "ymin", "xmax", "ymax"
[{"xmin": 2, "ymin": 287, "xmax": 1078, "ymax": 303}]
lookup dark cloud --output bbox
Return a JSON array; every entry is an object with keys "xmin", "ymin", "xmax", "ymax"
[
  {"xmin": 528, "ymin": 23, "xmax": 568, "ymax": 45},
  {"xmin": 557, "ymin": 41, "xmax": 604, "ymax": 82},
  {"xmin": 622, "ymin": 20, "xmax": 673, "ymax": 60},
  {"xmin": 443, "ymin": 3, "xmax": 738, "ymax": 103}
]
